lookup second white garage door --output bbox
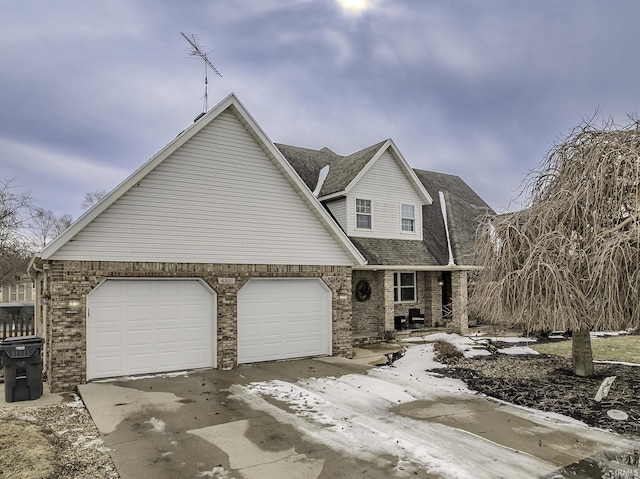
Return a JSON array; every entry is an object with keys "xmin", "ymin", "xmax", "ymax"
[
  {"xmin": 86, "ymin": 279, "xmax": 216, "ymax": 380},
  {"xmin": 237, "ymin": 278, "xmax": 331, "ymax": 364}
]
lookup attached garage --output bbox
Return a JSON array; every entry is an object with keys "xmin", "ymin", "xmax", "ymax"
[
  {"xmin": 30, "ymin": 95, "xmax": 363, "ymax": 392},
  {"xmin": 237, "ymin": 278, "xmax": 332, "ymax": 364},
  {"xmin": 86, "ymin": 279, "xmax": 216, "ymax": 380}
]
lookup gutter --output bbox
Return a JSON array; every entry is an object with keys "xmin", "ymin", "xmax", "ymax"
[{"xmin": 354, "ymin": 264, "xmax": 483, "ymax": 271}]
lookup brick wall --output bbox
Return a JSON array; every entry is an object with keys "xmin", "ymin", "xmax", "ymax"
[
  {"xmin": 351, "ymin": 270, "xmax": 445, "ymax": 335},
  {"xmin": 451, "ymin": 270, "xmax": 469, "ymax": 335},
  {"xmin": 38, "ymin": 261, "xmax": 352, "ymax": 392},
  {"xmin": 351, "ymin": 270, "xmax": 384, "ymax": 334}
]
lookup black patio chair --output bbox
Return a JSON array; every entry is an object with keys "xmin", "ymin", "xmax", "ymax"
[
  {"xmin": 408, "ymin": 308, "xmax": 426, "ymax": 328},
  {"xmin": 394, "ymin": 315, "xmax": 407, "ymax": 330}
]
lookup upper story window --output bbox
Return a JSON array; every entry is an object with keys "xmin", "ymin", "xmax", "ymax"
[
  {"xmin": 9, "ymin": 284, "xmax": 26, "ymax": 302},
  {"xmin": 355, "ymin": 199, "xmax": 372, "ymax": 230},
  {"xmin": 394, "ymin": 272, "xmax": 416, "ymax": 303},
  {"xmin": 401, "ymin": 204, "xmax": 415, "ymax": 232}
]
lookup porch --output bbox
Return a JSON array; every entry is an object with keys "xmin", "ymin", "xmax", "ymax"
[{"xmin": 351, "ymin": 269, "xmax": 471, "ymax": 341}]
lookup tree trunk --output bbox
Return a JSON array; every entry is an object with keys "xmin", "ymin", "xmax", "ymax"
[{"xmin": 572, "ymin": 327, "xmax": 594, "ymax": 377}]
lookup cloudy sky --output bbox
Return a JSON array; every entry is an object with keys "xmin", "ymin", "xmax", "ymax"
[{"xmin": 2, "ymin": 1, "xmax": 639, "ymax": 220}]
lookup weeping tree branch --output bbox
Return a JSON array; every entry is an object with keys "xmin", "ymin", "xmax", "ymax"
[{"xmin": 470, "ymin": 118, "xmax": 640, "ymax": 375}]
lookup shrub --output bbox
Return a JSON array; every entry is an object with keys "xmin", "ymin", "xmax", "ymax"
[{"xmin": 433, "ymin": 339, "xmax": 464, "ymax": 364}]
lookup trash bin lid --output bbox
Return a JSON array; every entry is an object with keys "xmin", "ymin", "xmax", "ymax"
[
  {"xmin": 0, "ymin": 335, "xmax": 44, "ymax": 347},
  {"xmin": 0, "ymin": 336, "xmax": 44, "ymax": 358}
]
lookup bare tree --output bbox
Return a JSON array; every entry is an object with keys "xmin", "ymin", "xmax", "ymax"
[
  {"xmin": 30, "ymin": 209, "xmax": 73, "ymax": 248},
  {"xmin": 471, "ymin": 119, "xmax": 640, "ymax": 377},
  {"xmin": 81, "ymin": 189, "xmax": 107, "ymax": 210},
  {"xmin": 56, "ymin": 213, "xmax": 73, "ymax": 232},
  {"xmin": 0, "ymin": 179, "xmax": 34, "ymax": 285}
]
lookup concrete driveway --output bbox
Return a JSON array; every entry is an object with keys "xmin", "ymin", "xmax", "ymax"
[
  {"xmin": 79, "ymin": 356, "xmax": 379, "ymax": 479},
  {"xmin": 79, "ymin": 347, "xmax": 640, "ymax": 479}
]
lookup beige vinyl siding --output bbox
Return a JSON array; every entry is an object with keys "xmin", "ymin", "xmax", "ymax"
[
  {"xmin": 348, "ymin": 151, "xmax": 423, "ymax": 240},
  {"xmin": 51, "ymin": 111, "xmax": 353, "ymax": 266},
  {"xmin": 325, "ymin": 198, "xmax": 347, "ymax": 231}
]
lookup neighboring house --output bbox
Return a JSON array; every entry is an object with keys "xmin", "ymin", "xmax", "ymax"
[
  {"xmin": 30, "ymin": 93, "xmax": 493, "ymax": 392},
  {"xmin": 0, "ymin": 275, "xmax": 36, "ymax": 339},
  {"xmin": 277, "ymin": 142, "xmax": 494, "ymax": 340}
]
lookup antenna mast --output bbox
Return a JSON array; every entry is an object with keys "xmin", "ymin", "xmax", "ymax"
[{"xmin": 181, "ymin": 32, "xmax": 222, "ymax": 112}]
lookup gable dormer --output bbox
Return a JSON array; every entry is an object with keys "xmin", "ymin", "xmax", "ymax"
[{"xmin": 320, "ymin": 140, "xmax": 432, "ymax": 240}]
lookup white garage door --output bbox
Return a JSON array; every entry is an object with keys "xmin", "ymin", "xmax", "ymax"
[
  {"xmin": 238, "ymin": 278, "xmax": 331, "ymax": 364},
  {"xmin": 87, "ymin": 279, "xmax": 216, "ymax": 380}
]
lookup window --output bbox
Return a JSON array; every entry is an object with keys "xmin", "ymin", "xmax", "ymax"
[
  {"xmin": 393, "ymin": 272, "xmax": 416, "ymax": 303},
  {"xmin": 9, "ymin": 284, "xmax": 26, "ymax": 302},
  {"xmin": 401, "ymin": 204, "xmax": 415, "ymax": 232},
  {"xmin": 356, "ymin": 199, "xmax": 372, "ymax": 229}
]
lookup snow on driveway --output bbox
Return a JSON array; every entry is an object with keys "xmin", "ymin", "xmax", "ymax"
[{"xmin": 230, "ymin": 338, "xmax": 639, "ymax": 479}]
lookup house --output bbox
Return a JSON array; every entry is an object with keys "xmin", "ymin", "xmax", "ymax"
[
  {"xmin": 29, "ymin": 93, "xmax": 493, "ymax": 393},
  {"xmin": 29, "ymin": 94, "xmax": 366, "ymax": 392},
  {"xmin": 277, "ymin": 142, "xmax": 493, "ymax": 341},
  {"xmin": 0, "ymin": 275, "xmax": 36, "ymax": 339}
]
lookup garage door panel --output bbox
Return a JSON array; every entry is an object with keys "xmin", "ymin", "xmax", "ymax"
[
  {"xmin": 238, "ymin": 278, "xmax": 331, "ymax": 364},
  {"xmin": 87, "ymin": 279, "xmax": 216, "ymax": 380},
  {"xmin": 127, "ymin": 282, "xmax": 154, "ymax": 298},
  {"xmin": 155, "ymin": 305, "xmax": 181, "ymax": 321},
  {"xmin": 127, "ymin": 329, "xmax": 153, "ymax": 347},
  {"xmin": 184, "ymin": 326, "xmax": 206, "ymax": 342},
  {"xmin": 94, "ymin": 306, "xmax": 122, "ymax": 326},
  {"xmin": 184, "ymin": 303, "xmax": 207, "ymax": 319},
  {"xmin": 156, "ymin": 328, "xmax": 181, "ymax": 346},
  {"xmin": 126, "ymin": 305, "xmax": 152, "ymax": 323},
  {"xmin": 95, "ymin": 330, "xmax": 121, "ymax": 349},
  {"xmin": 95, "ymin": 356, "xmax": 121, "ymax": 377},
  {"xmin": 156, "ymin": 351, "xmax": 181, "ymax": 367},
  {"xmin": 185, "ymin": 353, "xmax": 206, "ymax": 366}
]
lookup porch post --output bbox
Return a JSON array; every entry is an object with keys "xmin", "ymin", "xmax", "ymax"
[
  {"xmin": 429, "ymin": 272, "xmax": 442, "ymax": 327},
  {"xmin": 451, "ymin": 270, "xmax": 469, "ymax": 335},
  {"xmin": 383, "ymin": 271, "xmax": 395, "ymax": 332}
]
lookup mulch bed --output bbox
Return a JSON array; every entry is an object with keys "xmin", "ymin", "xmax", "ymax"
[{"xmin": 438, "ymin": 353, "xmax": 640, "ymax": 438}]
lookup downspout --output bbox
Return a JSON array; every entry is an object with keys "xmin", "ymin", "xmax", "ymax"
[
  {"xmin": 29, "ymin": 259, "xmax": 49, "ymax": 377},
  {"xmin": 439, "ymin": 191, "xmax": 455, "ymax": 266}
]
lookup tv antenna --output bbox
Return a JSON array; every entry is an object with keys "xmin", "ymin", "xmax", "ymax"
[{"xmin": 181, "ymin": 32, "xmax": 222, "ymax": 112}]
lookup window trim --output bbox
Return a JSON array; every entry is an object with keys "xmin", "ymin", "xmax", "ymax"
[
  {"xmin": 393, "ymin": 271, "xmax": 416, "ymax": 303},
  {"xmin": 355, "ymin": 198, "xmax": 372, "ymax": 230},
  {"xmin": 401, "ymin": 203, "xmax": 415, "ymax": 233}
]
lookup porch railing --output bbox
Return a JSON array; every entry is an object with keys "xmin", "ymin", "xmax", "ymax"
[
  {"xmin": 0, "ymin": 314, "xmax": 35, "ymax": 341},
  {"xmin": 442, "ymin": 303, "xmax": 453, "ymax": 321}
]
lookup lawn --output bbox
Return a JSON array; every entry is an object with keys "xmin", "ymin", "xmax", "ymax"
[{"xmin": 531, "ymin": 335, "xmax": 640, "ymax": 364}]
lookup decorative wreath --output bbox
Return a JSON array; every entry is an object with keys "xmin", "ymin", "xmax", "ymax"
[{"xmin": 355, "ymin": 279, "xmax": 372, "ymax": 302}]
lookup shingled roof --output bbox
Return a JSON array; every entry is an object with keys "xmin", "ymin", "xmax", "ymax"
[
  {"xmin": 277, "ymin": 140, "xmax": 493, "ymax": 268},
  {"xmin": 318, "ymin": 141, "xmax": 387, "ymax": 197},
  {"xmin": 275, "ymin": 144, "xmax": 338, "ymax": 191},
  {"xmin": 276, "ymin": 141, "xmax": 388, "ymax": 197},
  {"xmin": 348, "ymin": 237, "xmax": 440, "ymax": 266},
  {"xmin": 414, "ymin": 170, "xmax": 495, "ymax": 266}
]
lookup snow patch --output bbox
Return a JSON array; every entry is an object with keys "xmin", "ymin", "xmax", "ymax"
[
  {"xmin": 146, "ymin": 417, "xmax": 166, "ymax": 433},
  {"xmin": 197, "ymin": 466, "xmax": 235, "ymax": 478},
  {"xmin": 403, "ymin": 333, "xmax": 539, "ymax": 358}
]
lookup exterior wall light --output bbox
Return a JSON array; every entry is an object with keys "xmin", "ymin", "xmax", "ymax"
[{"xmin": 66, "ymin": 299, "xmax": 82, "ymax": 313}]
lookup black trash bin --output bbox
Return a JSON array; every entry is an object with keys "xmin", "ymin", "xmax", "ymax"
[{"xmin": 0, "ymin": 335, "xmax": 44, "ymax": 402}]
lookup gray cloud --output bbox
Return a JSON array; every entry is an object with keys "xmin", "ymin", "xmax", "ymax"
[{"xmin": 2, "ymin": 0, "xmax": 639, "ymax": 218}]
